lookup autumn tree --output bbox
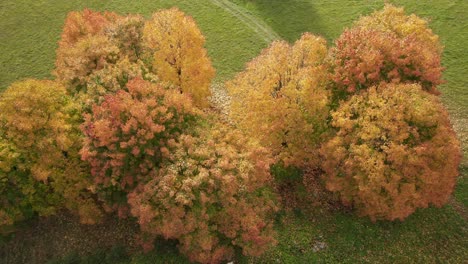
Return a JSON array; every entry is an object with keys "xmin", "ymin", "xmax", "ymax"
[
  {"xmin": 143, "ymin": 8, "xmax": 215, "ymax": 108},
  {"xmin": 228, "ymin": 33, "xmax": 330, "ymax": 167},
  {"xmin": 54, "ymin": 9, "xmax": 121, "ymax": 93},
  {"xmin": 0, "ymin": 80, "xmax": 101, "ymax": 231},
  {"xmin": 128, "ymin": 123, "xmax": 277, "ymax": 263},
  {"xmin": 355, "ymin": 4, "xmax": 442, "ymax": 53},
  {"xmin": 320, "ymin": 83, "xmax": 461, "ymax": 221},
  {"xmin": 329, "ymin": 5, "xmax": 443, "ymax": 96},
  {"xmin": 80, "ymin": 78, "xmax": 198, "ymax": 216},
  {"xmin": 105, "ymin": 14, "xmax": 146, "ymax": 61}
]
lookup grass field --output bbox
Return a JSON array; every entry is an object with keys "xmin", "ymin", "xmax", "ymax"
[{"xmin": 0, "ymin": 0, "xmax": 467, "ymax": 263}]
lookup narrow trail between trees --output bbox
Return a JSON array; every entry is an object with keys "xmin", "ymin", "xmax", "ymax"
[{"xmin": 209, "ymin": 0, "xmax": 281, "ymax": 43}]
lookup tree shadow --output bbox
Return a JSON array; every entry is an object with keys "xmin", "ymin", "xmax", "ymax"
[{"xmin": 235, "ymin": 0, "xmax": 330, "ymax": 42}]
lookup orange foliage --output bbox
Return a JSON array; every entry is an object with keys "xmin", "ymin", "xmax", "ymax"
[
  {"xmin": 355, "ymin": 4, "xmax": 442, "ymax": 53},
  {"xmin": 0, "ymin": 80, "xmax": 101, "ymax": 229},
  {"xmin": 330, "ymin": 27, "xmax": 443, "ymax": 95},
  {"xmin": 58, "ymin": 8, "xmax": 119, "ymax": 47},
  {"xmin": 55, "ymin": 9, "xmax": 121, "ymax": 92},
  {"xmin": 128, "ymin": 123, "xmax": 277, "ymax": 263},
  {"xmin": 329, "ymin": 5, "xmax": 443, "ymax": 95},
  {"xmin": 143, "ymin": 8, "xmax": 215, "ymax": 108},
  {"xmin": 54, "ymin": 9, "xmax": 152, "ymax": 102},
  {"xmin": 81, "ymin": 78, "xmax": 198, "ymax": 210},
  {"xmin": 228, "ymin": 33, "xmax": 330, "ymax": 167},
  {"xmin": 320, "ymin": 83, "xmax": 461, "ymax": 221}
]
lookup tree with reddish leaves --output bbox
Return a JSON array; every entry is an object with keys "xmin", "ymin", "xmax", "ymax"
[
  {"xmin": 80, "ymin": 78, "xmax": 198, "ymax": 215},
  {"xmin": 329, "ymin": 4, "xmax": 443, "ymax": 97}
]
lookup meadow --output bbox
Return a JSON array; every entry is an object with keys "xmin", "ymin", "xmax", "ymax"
[{"xmin": 0, "ymin": 0, "xmax": 466, "ymax": 263}]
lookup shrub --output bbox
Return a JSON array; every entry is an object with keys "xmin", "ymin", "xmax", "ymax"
[
  {"xmin": 143, "ymin": 8, "xmax": 215, "ymax": 108},
  {"xmin": 80, "ymin": 78, "xmax": 198, "ymax": 213},
  {"xmin": 228, "ymin": 33, "xmax": 330, "ymax": 167},
  {"xmin": 0, "ymin": 80, "xmax": 101, "ymax": 231},
  {"xmin": 320, "ymin": 83, "xmax": 461, "ymax": 221},
  {"xmin": 128, "ymin": 123, "xmax": 277, "ymax": 263}
]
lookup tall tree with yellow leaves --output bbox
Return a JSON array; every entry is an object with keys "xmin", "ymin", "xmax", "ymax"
[
  {"xmin": 143, "ymin": 8, "xmax": 215, "ymax": 108},
  {"xmin": 228, "ymin": 33, "xmax": 330, "ymax": 168}
]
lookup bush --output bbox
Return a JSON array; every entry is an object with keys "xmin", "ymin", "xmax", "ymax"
[
  {"xmin": 128, "ymin": 123, "xmax": 277, "ymax": 263},
  {"xmin": 320, "ymin": 83, "xmax": 461, "ymax": 221},
  {"xmin": 228, "ymin": 33, "xmax": 330, "ymax": 167},
  {"xmin": 143, "ymin": 8, "xmax": 215, "ymax": 108},
  {"xmin": 0, "ymin": 80, "xmax": 101, "ymax": 231},
  {"xmin": 80, "ymin": 78, "xmax": 198, "ymax": 213}
]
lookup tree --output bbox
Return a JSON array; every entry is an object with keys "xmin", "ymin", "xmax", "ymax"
[
  {"xmin": 143, "ymin": 8, "xmax": 215, "ymax": 108},
  {"xmin": 80, "ymin": 78, "xmax": 198, "ymax": 215},
  {"xmin": 355, "ymin": 4, "xmax": 442, "ymax": 53},
  {"xmin": 329, "ymin": 5, "xmax": 443, "ymax": 96},
  {"xmin": 128, "ymin": 123, "xmax": 277, "ymax": 263},
  {"xmin": 228, "ymin": 33, "xmax": 330, "ymax": 167},
  {"xmin": 320, "ymin": 83, "xmax": 461, "ymax": 221},
  {"xmin": 0, "ymin": 80, "xmax": 101, "ymax": 231}
]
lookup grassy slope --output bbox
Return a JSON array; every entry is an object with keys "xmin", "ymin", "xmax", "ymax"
[
  {"xmin": 0, "ymin": 0, "xmax": 467, "ymax": 263},
  {"xmin": 0, "ymin": 0, "xmax": 269, "ymax": 89}
]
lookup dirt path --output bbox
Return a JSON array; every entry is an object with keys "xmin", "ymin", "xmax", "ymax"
[{"xmin": 210, "ymin": 0, "xmax": 281, "ymax": 43}]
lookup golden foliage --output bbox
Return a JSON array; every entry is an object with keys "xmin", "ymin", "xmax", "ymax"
[
  {"xmin": 228, "ymin": 33, "xmax": 330, "ymax": 167},
  {"xmin": 320, "ymin": 83, "xmax": 461, "ymax": 221},
  {"xmin": 355, "ymin": 4, "xmax": 442, "ymax": 52},
  {"xmin": 143, "ymin": 8, "xmax": 215, "ymax": 108},
  {"xmin": 0, "ymin": 80, "xmax": 101, "ymax": 227}
]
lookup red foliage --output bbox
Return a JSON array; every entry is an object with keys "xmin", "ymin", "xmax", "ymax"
[
  {"xmin": 330, "ymin": 27, "xmax": 443, "ymax": 95},
  {"xmin": 80, "ymin": 78, "xmax": 198, "ymax": 209}
]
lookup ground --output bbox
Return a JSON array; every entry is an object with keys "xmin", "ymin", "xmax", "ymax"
[{"xmin": 0, "ymin": 0, "xmax": 467, "ymax": 263}]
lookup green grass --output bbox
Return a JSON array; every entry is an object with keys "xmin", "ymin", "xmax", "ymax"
[
  {"xmin": 1, "ymin": 0, "xmax": 467, "ymax": 263},
  {"xmin": 0, "ymin": 0, "xmax": 269, "ymax": 89}
]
